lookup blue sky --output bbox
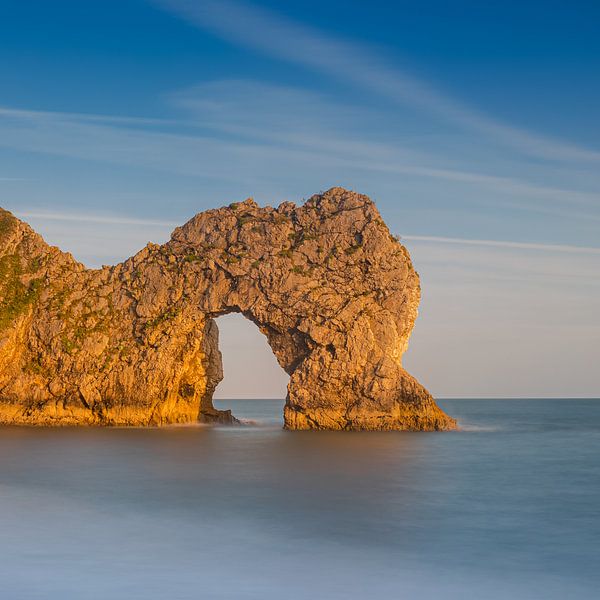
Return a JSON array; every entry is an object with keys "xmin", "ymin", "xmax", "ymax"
[{"xmin": 1, "ymin": 0, "xmax": 598, "ymax": 397}]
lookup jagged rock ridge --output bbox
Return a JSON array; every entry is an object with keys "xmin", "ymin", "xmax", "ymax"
[{"xmin": 0, "ymin": 188, "xmax": 456, "ymax": 430}]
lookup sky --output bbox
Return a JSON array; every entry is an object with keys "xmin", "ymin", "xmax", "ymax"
[{"xmin": 1, "ymin": 0, "xmax": 599, "ymax": 398}]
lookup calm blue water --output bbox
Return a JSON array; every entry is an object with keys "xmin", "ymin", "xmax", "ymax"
[{"xmin": 0, "ymin": 399, "xmax": 598, "ymax": 599}]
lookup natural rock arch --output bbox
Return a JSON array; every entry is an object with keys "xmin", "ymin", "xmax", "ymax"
[{"xmin": 0, "ymin": 188, "xmax": 456, "ymax": 430}]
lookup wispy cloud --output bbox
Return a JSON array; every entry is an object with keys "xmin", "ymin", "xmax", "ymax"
[
  {"xmin": 156, "ymin": 0, "xmax": 600, "ymax": 164},
  {"xmin": 0, "ymin": 104, "xmax": 273, "ymax": 182},
  {"xmin": 16, "ymin": 210, "xmax": 179, "ymax": 227},
  {"xmin": 171, "ymin": 80, "xmax": 600, "ymax": 205},
  {"xmin": 172, "ymin": 81, "xmax": 600, "ymax": 215},
  {"xmin": 1, "ymin": 84, "xmax": 599, "ymax": 223},
  {"xmin": 0, "ymin": 106, "xmax": 173, "ymax": 127},
  {"xmin": 403, "ymin": 235, "xmax": 600, "ymax": 255}
]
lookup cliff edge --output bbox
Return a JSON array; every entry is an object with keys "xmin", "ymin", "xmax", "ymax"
[{"xmin": 0, "ymin": 188, "xmax": 456, "ymax": 430}]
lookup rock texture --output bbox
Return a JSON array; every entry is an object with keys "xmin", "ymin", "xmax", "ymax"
[{"xmin": 0, "ymin": 188, "xmax": 456, "ymax": 430}]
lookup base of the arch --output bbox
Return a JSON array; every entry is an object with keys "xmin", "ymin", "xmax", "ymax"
[
  {"xmin": 198, "ymin": 407, "xmax": 240, "ymax": 425},
  {"xmin": 283, "ymin": 404, "xmax": 457, "ymax": 431}
]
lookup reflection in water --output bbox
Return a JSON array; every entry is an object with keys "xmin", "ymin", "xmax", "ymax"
[{"xmin": 0, "ymin": 399, "xmax": 598, "ymax": 599}]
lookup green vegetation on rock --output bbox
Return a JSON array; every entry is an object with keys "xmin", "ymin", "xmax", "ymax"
[
  {"xmin": 0, "ymin": 210, "xmax": 16, "ymax": 243},
  {"xmin": 0, "ymin": 254, "xmax": 42, "ymax": 331}
]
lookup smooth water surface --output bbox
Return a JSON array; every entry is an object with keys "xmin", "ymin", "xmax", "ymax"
[{"xmin": 1, "ymin": 399, "xmax": 599, "ymax": 599}]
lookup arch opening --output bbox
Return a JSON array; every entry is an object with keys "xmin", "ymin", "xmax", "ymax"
[{"xmin": 208, "ymin": 312, "xmax": 289, "ymax": 424}]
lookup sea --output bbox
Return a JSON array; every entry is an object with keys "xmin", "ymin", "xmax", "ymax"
[{"xmin": 0, "ymin": 399, "xmax": 598, "ymax": 599}]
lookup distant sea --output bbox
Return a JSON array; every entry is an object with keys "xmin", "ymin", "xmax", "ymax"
[{"xmin": 1, "ymin": 399, "xmax": 598, "ymax": 599}]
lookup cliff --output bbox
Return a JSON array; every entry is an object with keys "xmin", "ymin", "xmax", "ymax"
[{"xmin": 0, "ymin": 188, "xmax": 456, "ymax": 430}]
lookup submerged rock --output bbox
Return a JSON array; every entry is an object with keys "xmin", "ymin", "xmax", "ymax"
[{"xmin": 0, "ymin": 188, "xmax": 456, "ymax": 430}]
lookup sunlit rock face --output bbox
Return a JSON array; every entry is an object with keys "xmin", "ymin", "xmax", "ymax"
[{"xmin": 0, "ymin": 188, "xmax": 456, "ymax": 430}]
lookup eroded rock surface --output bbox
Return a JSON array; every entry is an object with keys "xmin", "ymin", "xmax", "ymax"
[{"xmin": 0, "ymin": 188, "xmax": 456, "ymax": 430}]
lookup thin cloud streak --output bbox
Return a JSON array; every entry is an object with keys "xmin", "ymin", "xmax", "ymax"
[
  {"xmin": 16, "ymin": 211, "xmax": 179, "ymax": 227},
  {"xmin": 403, "ymin": 235, "xmax": 600, "ymax": 255},
  {"xmin": 0, "ymin": 105, "xmax": 174, "ymax": 127},
  {"xmin": 357, "ymin": 160, "xmax": 600, "ymax": 207},
  {"xmin": 156, "ymin": 0, "xmax": 600, "ymax": 164}
]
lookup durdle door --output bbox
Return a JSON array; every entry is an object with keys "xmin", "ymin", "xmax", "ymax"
[{"xmin": 0, "ymin": 187, "xmax": 456, "ymax": 430}]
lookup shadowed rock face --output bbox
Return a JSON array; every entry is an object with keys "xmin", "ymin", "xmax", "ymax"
[{"xmin": 0, "ymin": 188, "xmax": 456, "ymax": 430}]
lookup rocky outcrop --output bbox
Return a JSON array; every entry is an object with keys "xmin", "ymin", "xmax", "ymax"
[{"xmin": 0, "ymin": 188, "xmax": 456, "ymax": 430}]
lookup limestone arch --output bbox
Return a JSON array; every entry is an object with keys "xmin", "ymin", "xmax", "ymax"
[
  {"xmin": 0, "ymin": 188, "xmax": 456, "ymax": 430},
  {"xmin": 154, "ymin": 188, "xmax": 455, "ymax": 430}
]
